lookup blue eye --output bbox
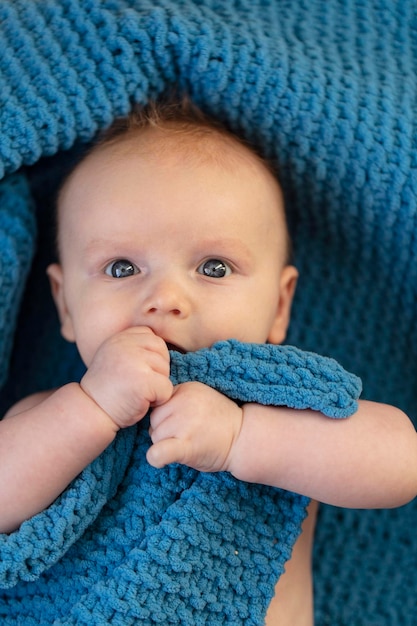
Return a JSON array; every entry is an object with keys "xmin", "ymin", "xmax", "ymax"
[
  {"xmin": 197, "ymin": 259, "xmax": 231, "ymax": 278},
  {"xmin": 105, "ymin": 259, "xmax": 139, "ymax": 278}
]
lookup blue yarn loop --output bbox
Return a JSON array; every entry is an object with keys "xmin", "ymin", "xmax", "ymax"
[
  {"xmin": 170, "ymin": 340, "xmax": 362, "ymax": 418},
  {"xmin": 0, "ymin": 341, "xmax": 360, "ymax": 624}
]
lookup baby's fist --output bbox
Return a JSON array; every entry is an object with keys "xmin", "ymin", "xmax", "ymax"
[
  {"xmin": 147, "ymin": 382, "xmax": 243, "ymax": 472},
  {"xmin": 81, "ymin": 327, "xmax": 173, "ymax": 428}
]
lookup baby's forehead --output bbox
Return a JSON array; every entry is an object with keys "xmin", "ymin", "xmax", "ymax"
[
  {"xmin": 59, "ymin": 124, "xmax": 280, "ymax": 211},
  {"xmin": 57, "ymin": 129, "xmax": 288, "ymax": 264},
  {"xmin": 57, "ymin": 123, "xmax": 288, "ymax": 250},
  {"xmin": 93, "ymin": 123, "xmax": 272, "ymax": 176}
]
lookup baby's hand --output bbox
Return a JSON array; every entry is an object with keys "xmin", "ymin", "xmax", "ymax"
[
  {"xmin": 80, "ymin": 327, "xmax": 173, "ymax": 429},
  {"xmin": 147, "ymin": 381, "xmax": 243, "ymax": 472}
]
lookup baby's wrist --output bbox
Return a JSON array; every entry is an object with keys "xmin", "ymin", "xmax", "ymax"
[
  {"xmin": 221, "ymin": 402, "xmax": 246, "ymax": 477},
  {"xmin": 64, "ymin": 382, "xmax": 120, "ymax": 437},
  {"xmin": 226, "ymin": 403, "xmax": 265, "ymax": 483},
  {"xmin": 78, "ymin": 373, "xmax": 124, "ymax": 432}
]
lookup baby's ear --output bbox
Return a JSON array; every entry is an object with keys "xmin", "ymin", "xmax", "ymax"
[
  {"xmin": 46, "ymin": 263, "xmax": 76, "ymax": 343},
  {"xmin": 267, "ymin": 265, "xmax": 298, "ymax": 345}
]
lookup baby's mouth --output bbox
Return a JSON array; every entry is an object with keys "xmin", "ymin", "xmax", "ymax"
[{"xmin": 166, "ymin": 342, "xmax": 186, "ymax": 354}]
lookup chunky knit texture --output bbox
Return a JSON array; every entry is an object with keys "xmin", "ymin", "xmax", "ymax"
[
  {"xmin": 0, "ymin": 342, "xmax": 360, "ymax": 624},
  {"xmin": 0, "ymin": 1, "xmax": 416, "ymax": 624}
]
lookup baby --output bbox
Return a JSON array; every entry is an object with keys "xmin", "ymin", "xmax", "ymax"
[{"xmin": 1, "ymin": 98, "xmax": 416, "ymax": 625}]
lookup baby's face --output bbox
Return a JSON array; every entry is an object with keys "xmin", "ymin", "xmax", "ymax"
[{"xmin": 49, "ymin": 131, "xmax": 297, "ymax": 366}]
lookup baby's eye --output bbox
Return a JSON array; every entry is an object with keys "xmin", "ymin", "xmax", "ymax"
[
  {"xmin": 104, "ymin": 259, "xmax": 139, "ymax": 278},
  {"xmin": 197, "ymin": 259, "xmax": 232, "ymax": 278}
]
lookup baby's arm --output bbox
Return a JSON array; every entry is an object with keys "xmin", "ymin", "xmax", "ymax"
[
  {"xmin": 0, "ymin": 327, "xmax": 173, "ymax": 534},
  {"xmin": 148, "ymin": 382, "xmax": 417, "ymax": 509}
]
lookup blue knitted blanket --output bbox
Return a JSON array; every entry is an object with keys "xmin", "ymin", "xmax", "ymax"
[
  {"xmin": 0, "ymin": 341, "xmax": 360, "ymax": 624},
  {"xmin": 1, "ymin": 1, "xmax": 417, "ymax": 624}
]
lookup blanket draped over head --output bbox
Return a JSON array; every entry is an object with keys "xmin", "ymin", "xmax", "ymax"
[{"xmin": 0, "ymin": 1, "xmax": 416, "ymax": 624}]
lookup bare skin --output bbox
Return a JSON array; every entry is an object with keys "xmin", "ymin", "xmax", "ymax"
[{"xmin": 265, "ymin": 501, "xmax": 318, "ymax": 626}]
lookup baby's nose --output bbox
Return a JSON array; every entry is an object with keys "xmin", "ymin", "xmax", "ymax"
[{"xmin": 143, "ymin": 277, "xmax": 190, "ymax": 318}]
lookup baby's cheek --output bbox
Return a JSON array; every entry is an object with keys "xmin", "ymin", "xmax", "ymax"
[{"xmin": 74, "ymin": 307, "xmax": 129, "ymax": 366}]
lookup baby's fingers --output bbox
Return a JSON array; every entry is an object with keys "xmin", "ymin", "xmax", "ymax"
[
  {"xmin": 146, "ymin": 439, "xmax": 184, "ymax": 468},
  {"xmin": 149, "ymin": 374, "xmax": 174, "ymax": 405}
]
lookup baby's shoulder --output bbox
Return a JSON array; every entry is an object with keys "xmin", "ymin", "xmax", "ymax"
[{"xmin": 4, "ymin": 390, "xmax": 55, "ymax": 419}]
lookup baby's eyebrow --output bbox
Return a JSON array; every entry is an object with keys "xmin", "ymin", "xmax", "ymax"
[
  {"xmin": 81, "ymin": 235, "xmax": 254, "ymax": 267},
  {"xmin": 197, "ymin": 237, "xmax": 253, "ymax": 259},
  {"xmin": 81, "ymin": 237, "xmax": 138, "ymax": 262},
  {"xmin": 82, "ymin": 238, "xmax": 112, "ymax": 256},
  {"xmin": 83, "ymin": 236, "xmax": 135, "ymax": 252}
]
